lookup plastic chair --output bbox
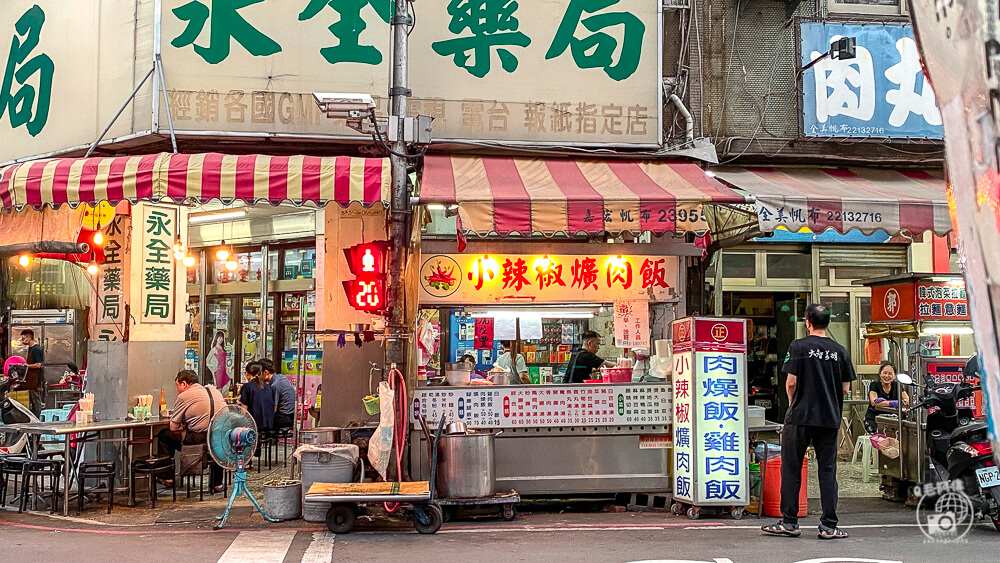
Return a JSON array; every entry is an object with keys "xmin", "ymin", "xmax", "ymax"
[{"xmin": 851, "ymin": 434, "xmax": 878, "ymax": 482}]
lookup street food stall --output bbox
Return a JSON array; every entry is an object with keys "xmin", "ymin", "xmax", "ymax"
[
  {"xmin": 409, "ymin": 247, "xmax": 680, "ymax": 495},
  {"xmin": 860, "ymin": 273, "xmax": 981, "ymax": 495}
]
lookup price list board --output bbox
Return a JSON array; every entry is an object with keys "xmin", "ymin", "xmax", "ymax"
[{"xmin": 412, "ymin": 385, "xmax": 672, "ymax": 428}]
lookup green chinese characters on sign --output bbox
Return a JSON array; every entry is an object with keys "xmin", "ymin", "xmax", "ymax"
[
  {"xmin": 431, "ymin": 0, "xmax": 531, "ymax": 78},
  {"xmin": 171, "ymin": 0, "xmax": 282, "ymax": 64},
  {"xmin": 144, "ymin": 294, "xmax": 172, "ymax": 319},
  {"xmin": 298, "ymin": 0, "xmax": 391, "ymax": 65},
  {"xmin": 545, "ymin": 0, "xmax": 644, "ymax": 81},
  {"xmin": 144, "ymin": 266, "xmax": 172, "ymax": 291},
  {"xmin": 145, "ymin": 210, "xmax": 173, "ymax": 237},
  {"xmin": 1, "ymin": 5, "xmax": 54, "ymax": 137}
]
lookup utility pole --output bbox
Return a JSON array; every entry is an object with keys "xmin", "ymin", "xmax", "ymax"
[{"xmin": 385, "ymin": 0, "xmax": 412, "ymax": 373}]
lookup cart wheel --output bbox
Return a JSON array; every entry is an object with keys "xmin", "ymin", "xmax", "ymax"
[
  {"xmin": 686, "ymin": 507, "xmax": 700, "ymax": 520},
  {"xmin": 670, "ymin": 502, "xmax": 684, "ymax": 515},
  {"xmin": 442, "ymin": 506, "xmax": 458, "ymax": 523},
  {"xmin": 501, "ymin": 504, "xmax": 517, "ymax": 521},
  {"xmin": 731, "ymin": 507, "xmax": 744, "ymax": 520},
  {"xmin": 325, "ymin": 504, "xmax": 357, "ymax": 534},
  {"xmin": 413, "ymin": 503, "xmax": 444, "ymax": 534}
]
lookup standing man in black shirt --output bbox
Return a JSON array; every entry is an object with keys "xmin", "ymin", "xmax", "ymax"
[
  {"xmin": 19, "ymin": 329, "xmax": 44, "ymax": 415},
  {"xmin": 564, "ymin": 331, "xmax": 615, "ymax": 383},
  {"xmin": 763, "ymin": 304, "xmax": 855, "ymax": 540}
]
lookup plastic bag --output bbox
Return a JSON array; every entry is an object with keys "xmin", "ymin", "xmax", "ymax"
[
  {"xmin": 367, "ymin": 381, "xmax": 395, "ymax": 480},
  {"xmin": 754, "ymin": 443, "xmax": 781, "ymax": 462}
]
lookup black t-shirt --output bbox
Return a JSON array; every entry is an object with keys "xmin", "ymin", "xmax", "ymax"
[
  {"xmin": 565, "ymin": 349, "xmax": 605, "ymax": 383},
  {"xmin": 782, "ymin": 335, "xmax": 856, "ymax": 428},
  {"xmin": 865, "ymin": 380, "xmax": 901, "ymax": 425}
]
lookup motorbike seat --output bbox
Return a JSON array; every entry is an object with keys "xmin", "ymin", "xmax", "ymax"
[{"xmin": 950, "ymin": 421, "xmax": 988, "ymax": 443}]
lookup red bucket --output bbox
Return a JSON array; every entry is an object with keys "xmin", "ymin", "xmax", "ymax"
[{"xmin": 761, "ymin": 455, "xmax": 808, "ymax": 518}]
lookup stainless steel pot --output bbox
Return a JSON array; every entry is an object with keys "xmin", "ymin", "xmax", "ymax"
[
  {"xmin": 299, "ymin": 427, "xmax": 341, "ymax": 445},
  {"xmin": 445, "ymin": 421, "xmax": 468, "ymax": 435},
  {"xmin": 489, "ymin": 370, "xmax": 517, "ymax": 386},
  {"xmin": 436, "ymin": 431, "xmax": 497, "ymax": 498}
]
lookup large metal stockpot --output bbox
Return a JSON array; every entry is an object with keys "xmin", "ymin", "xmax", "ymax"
[{"xmin": 436, "ymin": 431, "xmax": 497, "ymax": 498}]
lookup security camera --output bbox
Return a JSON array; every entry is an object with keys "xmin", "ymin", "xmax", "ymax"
[{"xmin": 313, "ymin": 93, "xmax": 376, "ymax": 117}]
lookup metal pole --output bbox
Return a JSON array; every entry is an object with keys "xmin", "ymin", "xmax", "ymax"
[
  {"xmin": 155, "ymin": 55, "xmax": 179, "ymax": 154},
  {"xmin": 198, "ymin": 249, "xmax": 207, "ymax": 385},
  {"xmin": 86, "ymin": 66, "xmax": 156, "ymax": 158},
  {"xmin": 385, "ymin": 1, "xmax": 412, "ymax": 373},
  {"xmin": 294, "ymin": 295, "xmax": 307, "ymax": 452},
  {"xmin": 259, "ymin": 244, "xmax": 269, "ymax": 361}
]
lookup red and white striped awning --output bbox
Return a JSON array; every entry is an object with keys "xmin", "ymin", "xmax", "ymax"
[
  {"xmin": 421, "ymin": 155, "xmax": 744, "ymax": 237},
  {"xmin": 712, "ymin": 167, "xmax": 951, "ymax": 236},
  {"xmin": 0, "ymin": 153, "xmax": 390, "ymax": 210}
]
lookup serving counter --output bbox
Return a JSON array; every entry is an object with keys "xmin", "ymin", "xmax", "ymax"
[{"xmin": 408, "ymin": 382, "xmax": 673, "ymax": 495}]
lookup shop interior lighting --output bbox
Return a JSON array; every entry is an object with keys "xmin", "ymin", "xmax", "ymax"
[
  {"xmin": 173, "ymin": 235, "xmax": 186, "ymax": 261},
  {"xmin": 92, "ymin": 231, "xmax": 105, "ymax": 247},
  {"xmin": 215, "ymin": 239, "xmax": 231, "ymax": 261},
  {"xmin": 225, "ymin": 258, "xmax": 239, "ymax": 272},
  {"xmin": 189, "ymin": 208, "xmax": 248, "ymax": 224},
  {"xmin": 17, "ymin": 254, "xmax": 31, "ymax": 268},
  {"xmin": 920, "ymin": 325, "xmax": 975, "ymax": 336},
  {"xmin": 469, "ymin": 306, "xmax": 601, "ymax": 319}
]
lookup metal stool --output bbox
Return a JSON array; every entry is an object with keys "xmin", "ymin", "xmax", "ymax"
[
  {"xmin": 0, "ymin": 456, "xmax": 27, "ymax": 507},
  {"xmin": 275, "ymin": 427, "xmax": 293, "ymax": 467},
  {"xmin": 78, "ymin": 461, "xmax": 116, "ymax": 514},
  {"xmin": 20, "ymin": 459, "xmax": 62, "ymax": 514},
  {"xmin": 130, "ymin": 456, "xmax": 175, "ymax": 508},
  {"xmin": 255, "ymin": 432, "xmax": 275, "ymax": 473}
]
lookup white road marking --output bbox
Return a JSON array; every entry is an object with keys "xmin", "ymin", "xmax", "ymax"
[
  {"xmin": 300, "ymin": 532, "xmax": 336, "ymax": 563},
  {"xmin": 217, "ymin": 530, "xmax": 296, "ymax": 563}
]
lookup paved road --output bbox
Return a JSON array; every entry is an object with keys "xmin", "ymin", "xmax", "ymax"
[{"xmin": 2, "ymin": 509, "xmax": 997, "ymax": 563}]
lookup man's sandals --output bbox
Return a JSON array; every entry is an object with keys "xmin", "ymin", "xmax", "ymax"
[{"xmin": 761, "ymin": 522, "xmax": 801, "ymax": 537}]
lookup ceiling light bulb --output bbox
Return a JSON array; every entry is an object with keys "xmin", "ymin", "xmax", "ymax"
[
  {"xmin": 17, "ymin": 254, "xmax": 31, "ymax": 268},
  {"xmin": 92, "ymin": 231, "xmax": 106, "ymax": 247},
  {"xmin": 216, "ymin": 247, "xmax": 230, "ymax": 261},
  {"xmin": 86, "ymin": 260, "xmax": 99, "ymax": 276},
  {"xmin": 182, "ymin": 255, "xmax": 196, "ymax": 268},
  {"xmin": 174, "ymin": 249, "xmax": 186, "ymax": 260},
  {"xmin": 225, "ymin": 259, "xmax": 239, "ymax": 271}
]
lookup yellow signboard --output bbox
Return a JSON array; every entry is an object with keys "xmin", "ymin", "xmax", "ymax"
[{"xmin": 419, "ymin": 253, "xmax": 678, "ymax": 304}]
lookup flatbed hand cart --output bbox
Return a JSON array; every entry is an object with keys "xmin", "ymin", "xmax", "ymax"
[
  {"xmin": 305, "ymin": 481, "xmax": 444, "ymax": 534},
  {"xmin": 437, "ymin": 489, "xmax": 521, "ymax": 522}
]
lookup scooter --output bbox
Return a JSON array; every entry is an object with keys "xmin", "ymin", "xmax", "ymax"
[
  {"xmin": 899, "ymin": 370, "xmax": 1000, "ymax": 531},
  {"xmin": 1, "ymin": 363, "xmax": 38, "ymax": 454}
]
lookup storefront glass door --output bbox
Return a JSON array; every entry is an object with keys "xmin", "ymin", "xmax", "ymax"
[
  {"xmin": 239, "ymin": 296, "xmax": 275, "ymax": 375},
  {"xmin": 205, "ymin": 297, "xmax": 237, "ymax": 392}
]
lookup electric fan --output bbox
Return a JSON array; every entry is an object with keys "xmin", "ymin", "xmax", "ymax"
[{"xmin": 207, "ymin": 405, "xmax": 278, "ymax": 530}]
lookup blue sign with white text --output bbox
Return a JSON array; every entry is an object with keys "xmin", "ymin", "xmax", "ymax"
[{"xmin": 800, "ymin": 22, "xmax": 943, "ymax": 139}]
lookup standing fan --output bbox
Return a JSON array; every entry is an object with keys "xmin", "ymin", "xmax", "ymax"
[{"xmin": 208, "ymin": 405, "xmax": 278, "ymax": 530}]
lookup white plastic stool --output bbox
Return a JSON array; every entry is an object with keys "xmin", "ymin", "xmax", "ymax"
[{"xmin": 851, "ymin": 435, "xmax": 878, "ymax": 482}]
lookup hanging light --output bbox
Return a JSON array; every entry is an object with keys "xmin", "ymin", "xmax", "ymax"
[
  {"xmin": 182, "ymin": 254, "xmax": 196, "ymax": 268},
  {"xmin": 215, "ymin": 239, "xmax": 231, "ymax": 261},
  {"xmin": 225, "ymin": 259, "xmax": 239, "ymax": 272},
  {"xmin": 86, "ymin": 253, "xmax": 100, "ymax": 276},
  {"xmin": 92, "ymin": 231, "xmax": 106, "ymax": 247},
  {"xmin": 17, "ymin": 253, "xmax": 31, "ymax": 268},
  {"xmin": 172, "ymin": 234, "xmax": 185, "ymax": 260}
]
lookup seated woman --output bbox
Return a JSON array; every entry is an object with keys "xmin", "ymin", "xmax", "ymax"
[
  {"xmin": 239, "ymin": 361, "xmax": 275, "ymax": 432},
  {"xmin": 864, "ymin": 361, "xmax": 910, "ymax": 434}
]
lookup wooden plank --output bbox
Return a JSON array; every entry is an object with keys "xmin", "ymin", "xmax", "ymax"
[{"xmin": 306, "ymin": 481, "xmax": 430, "ymax": 497}]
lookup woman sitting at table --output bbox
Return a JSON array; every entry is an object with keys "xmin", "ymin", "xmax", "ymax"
[
  {"xmin": 864, "ymin": 361, "xmax": 909, "ymax": 434},
  {"xmin": 239, "ymin": 361, "xmax": 274, "ymax": 432}
]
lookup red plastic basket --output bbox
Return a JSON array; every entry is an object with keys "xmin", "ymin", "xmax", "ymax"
[{"xmin": 600, "ymin": 367, "xmax": 633, "ymax": 383}]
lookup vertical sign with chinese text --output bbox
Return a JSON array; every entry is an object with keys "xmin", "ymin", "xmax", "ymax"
[
  {"xmin": 614, "ymin": 300, "xmax": 649, "ymax": 348},
  {"xmin": 91, "ymin": 215, "xmax": 131, "ymax": 341},
  {"xmin": 139, "ymin": 205, "xmax": 177, "ymax": 324},
  {"xmin": 693, "ymin": 350, "xmax": 747, "ymax": 505},
  {"xmin": 474, "ymin": 317, "xmax": 494, "ymax": 350},
  {"xmin": 672, "ymin": 349, "xmax": 694, "ymax": 502}
]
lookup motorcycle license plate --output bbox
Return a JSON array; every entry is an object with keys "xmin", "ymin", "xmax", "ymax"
[
  {"xmin": 755, "ymin": 400, "xmax": 772, "ymax": 409},
  {"xmin": 975, "ymin": 466, "xmax": 1000, "ymax": 488}
]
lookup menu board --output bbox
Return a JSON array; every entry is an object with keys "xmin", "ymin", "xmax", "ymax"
[{"xmin": 411, "ymin": 384, "xmax": 672, "ymax": 428}]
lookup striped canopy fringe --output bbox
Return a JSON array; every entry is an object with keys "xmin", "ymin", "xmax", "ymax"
[{"xmin": 0, "ymin": 153, "xmax": 391, "ymax": 211}]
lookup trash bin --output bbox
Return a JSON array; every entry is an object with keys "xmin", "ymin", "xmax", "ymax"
[
  {"xmin": 264, "ymin": 480, "xmax": 302, "ymax": 521},
  {"xmin": 296, "ymin": 444, "xmax": 359, "ymax": 522},
  {"xmin": 761, "ymin": 454, "xmax": 808, "ymax": 518}
]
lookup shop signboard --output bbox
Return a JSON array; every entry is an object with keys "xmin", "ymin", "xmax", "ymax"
[
  {"xmin": 418, "ymin": 253, "xmax": 677, "ymax": 304},
  {"xmin": 613, "ymin": 300, "xmax": 649, "ymax": 348},
  {"xmin": 671, "ymin": 317, "xmax": 748, "ymax": 507},
  {"xmin": 0, "ymin": 1, "xmax": 663, "ymax": 163},
  {"xmin": 410, "ymin": 384, "xmax": 671, "ymax": 428},
  {"xmin": 799, "ymin": 22, "xmax": 942, "ymax": 139},
  {"xmin": 139, "ymin": 205, "xmax": 177, "ymax": 324},
  {"xmin": 871, "ymin": 280, "xmax": 969, "ymax": 322},
  {"xmin": 926, "ymin": 360, "xmax": 981, "ymax": 415},
  {"xmin": 91, "ymin": 215, "xmax": 132, "ymax": 341}
]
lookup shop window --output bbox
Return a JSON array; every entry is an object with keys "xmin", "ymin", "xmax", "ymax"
[
  {"xmin": 821, "ymin": 296, "xmax": 852, "ymax": 359},
  {"xmin": 211, "ymin": 249, "xmax": 280, "ymax": 283},
  {"xmin": 722, "ymin": 253, "xmax": 755, "ymax": 279},
  {"xmin": 765, "ymin": 253, "xmax": 810, "ymax": 280},
  {"xmin": 283, "ymin": 247, "xmax": 316, "ymax": 279}
]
